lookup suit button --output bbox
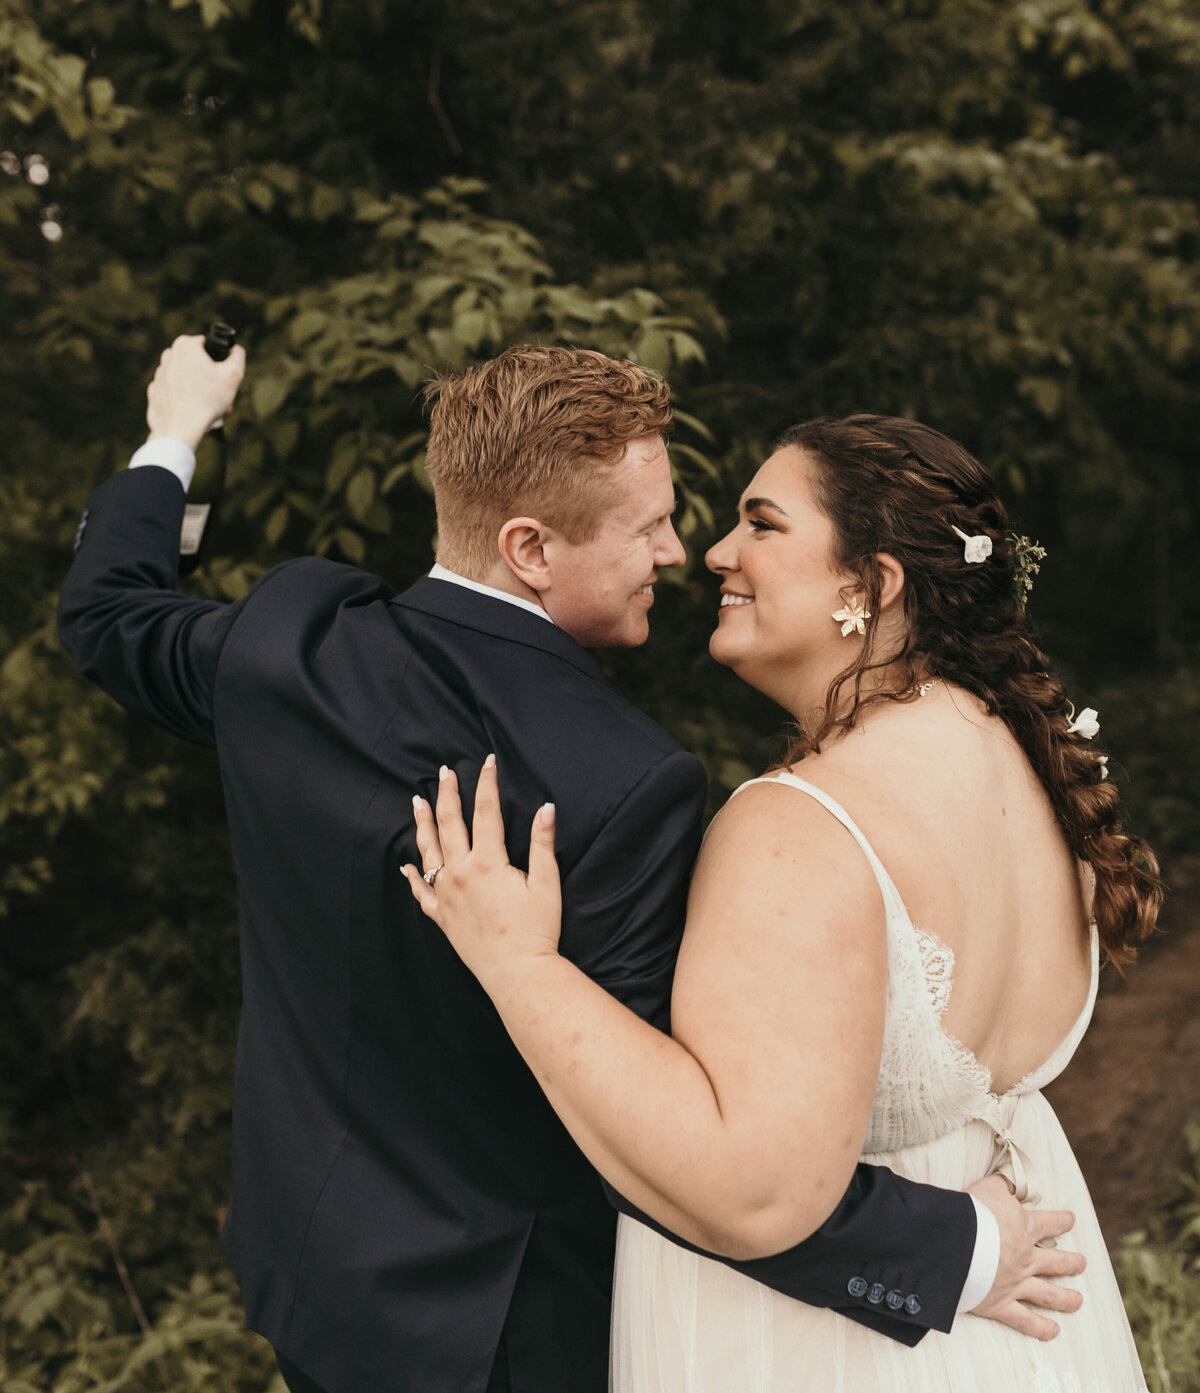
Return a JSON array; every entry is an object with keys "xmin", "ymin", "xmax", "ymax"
[
  {"xmin": 867, "ymin": 1283, "xmax": 886, "ymax": 1304},
  {"xmin": 885, "ymin": 1289, "xmax": 905, "ymax": 1310},
  {"xmin": 847, "ymin": 1277, "xmax": 868, "ymax": 1298},
  {"xmin": 905, "ymin": 1294, "xmax": 922, "ymax": 1315}
]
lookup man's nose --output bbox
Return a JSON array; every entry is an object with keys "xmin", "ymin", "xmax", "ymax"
[{"xmin": 659, "ymin": 522, "xmax": 687, "ymax": 569}]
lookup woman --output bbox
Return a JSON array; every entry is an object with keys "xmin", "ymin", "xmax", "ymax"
[{"xmin": 403, "ymin": 415, "xmax": 1158, "ymax": 1390}]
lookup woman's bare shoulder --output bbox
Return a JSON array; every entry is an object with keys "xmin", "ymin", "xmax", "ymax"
[{"xmin": 697, "ymin": 766, "xmax": 872, "ymax": 880}]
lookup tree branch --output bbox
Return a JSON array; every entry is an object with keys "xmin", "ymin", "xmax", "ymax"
[
  {"xmin": 428, "ymin": 47, "xmax": 463, "ymax": 157},
  {"xmin": 79, "ymin": 1168, "xmax": 173, "ymax": 1390}
]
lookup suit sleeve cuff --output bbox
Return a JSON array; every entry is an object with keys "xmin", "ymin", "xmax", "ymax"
[
  {"xmin": 957, "ymin": 1196, "xmax": 1000, "ymax": 1312},
  {"xmin": 129, "ymin": 438, "xmax": 196, "ymax": 492}
]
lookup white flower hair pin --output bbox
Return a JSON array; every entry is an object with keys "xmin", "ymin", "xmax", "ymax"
[
  {"xmin": 950, "ymin": 525, "xmax": 993, "ymax": 564},
  {"xmin": 1066, "ymin": 705, "xmax": 1100, "ymax": 740}
]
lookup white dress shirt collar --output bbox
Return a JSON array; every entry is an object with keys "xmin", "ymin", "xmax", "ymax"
[{"xmin": 428, "ymin": 563, "xmax": 554, "ymax": 625}]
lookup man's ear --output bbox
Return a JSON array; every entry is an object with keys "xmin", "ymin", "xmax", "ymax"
[
  {"xmin": 497, "ymin": 516, "xmax": 554, "ymax": 593},
  {"xmin": 876, "ymin": 552, "xmax": 906, "ymax": 611}
]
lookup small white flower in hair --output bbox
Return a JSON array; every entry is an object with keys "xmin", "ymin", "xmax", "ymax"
[
  {"xmin": 1097, "ymin": 755, "xmax": 1109, "ymax": 779},
  {"xmin": 950, "ymin": 525, "xmax": 993, "ymax": 564},
  {"xmin": 1066, "ymin": 706, "xmax": 1100, "ymax": 740}
]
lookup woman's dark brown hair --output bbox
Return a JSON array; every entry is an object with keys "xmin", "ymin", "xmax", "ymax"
[{"xmin": 778, "ymin": 414, "xmax": 1160, "ymax": 968}]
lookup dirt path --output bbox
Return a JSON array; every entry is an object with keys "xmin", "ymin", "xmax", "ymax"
[{"xmin": 1044, "ymin": 856, "xmax": 1200, "ymax": 1243}]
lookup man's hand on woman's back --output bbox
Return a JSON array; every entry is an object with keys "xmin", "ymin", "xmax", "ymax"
[{"xmin": 967, "ymin": 1173, "xmax": 1086, "ymax": 1340}]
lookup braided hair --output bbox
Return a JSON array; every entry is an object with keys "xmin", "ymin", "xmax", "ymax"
[{"xmin": 777, "ymin": 414, "xmax": 1161, "ymax": 968}]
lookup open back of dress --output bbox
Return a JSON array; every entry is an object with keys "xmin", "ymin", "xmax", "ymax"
[{"xmin": 610, "ymin": 775, "xmax": 1147, "ymax": 1392}]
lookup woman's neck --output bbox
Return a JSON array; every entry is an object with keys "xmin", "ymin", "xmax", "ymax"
[{"xmin": 774, "ymin": 657, "xmax": 921, "ymax": 731}]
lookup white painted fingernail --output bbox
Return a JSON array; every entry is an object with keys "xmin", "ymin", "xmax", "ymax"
[
  {"xmin": 540, "ymin": 802, "xmax": 556, "ymax": 828},
  {"xmin": 439, "ymin": 764, "xmax": 449, "ymax": 781},
  {"xmin": 412, "ymin": 795, "xmax": 424, "ymax": 811},
  {"xmin": 484, "ymin": 753, "xmax": 496, "ymax": 769}
]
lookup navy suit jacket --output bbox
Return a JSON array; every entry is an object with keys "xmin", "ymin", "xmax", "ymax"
[{"xmin": 59, "ymin": 467, "xmax": 975, "ymax": 1393}]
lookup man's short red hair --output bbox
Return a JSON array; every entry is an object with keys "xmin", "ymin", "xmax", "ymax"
[{"xmin": 423, "ymin": 345, "xmax": 672, "ymax": 575}]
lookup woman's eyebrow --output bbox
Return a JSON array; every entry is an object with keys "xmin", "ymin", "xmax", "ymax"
[{"xmin": 740, "ymin": 496, "xmax": 790, "ymax": 518}]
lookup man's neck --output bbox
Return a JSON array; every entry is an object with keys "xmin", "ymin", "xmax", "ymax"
[
  {"xmin": 437, "ymin": 558, "xmax": 544, "ymax": 608},
  {"xmin": 429, "ymin": 560, "xmax": 554, "ymax": 625}
]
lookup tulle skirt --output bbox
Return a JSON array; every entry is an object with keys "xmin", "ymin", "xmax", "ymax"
[{"xmin": 610, "ymin": 1092, "xmax": 1147, "ymax": 1392}]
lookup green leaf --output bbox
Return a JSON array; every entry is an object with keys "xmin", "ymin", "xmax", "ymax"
[
  {"xmin": 669, "ymin": 441, "xmax": 722, "ymax": 482},
  {"xmin": 252, "ymin": 375, "xmax": 293, "ymax": 420},
  {"xmin": 326, "ymin": 436, "xmax": 359, "ymax": 492},
  {"xmin": 666, "ymin": 329, "xmax": 706, "ymax": 366},
  {"xmin": 454, "ymin": 308, "xmax": 489, "ymax": 351},
  {"xmin": 634, "ymin": 327, "xmax": 672, "ymax": 374},
  {"xmin": 418, "ymin": 221, "xmax": 468, "ymax": 255},
  {"xmin": 286, "ymin": 490, "xmax": 320, "ymax": 519},
  {"xmin": 353, "ymin": 197, "xmax": 394, "ymax": 223},
  {"xmin": 243, "ymin": 180, "xmax": 275, "ymax": 213},
  {"xmin": 217, "ymin": 565, "xmax": 253, "ymax": 599},
  {"xmin": 364, "ymin": 501, "xmax": 391, "ymax": 535},
  {"xmin": 671, "ymin": 409, "xmax": 717, "ymax": 445},
  {"xmin": 426, "ymin": 327, "xmax": 463, "ymax": 368},
  {"xmin": 411, "ymin": 275, "xmax": 459, "ymax": 313},
  {"xmin": 334, "ymin": 527, "xmax": 365, "ymax": 563},
  {"xmin": 242, "ymin": 482, "xmax": 278, "ymax": 519},
  {"xmin": 346, "ymin": 467, "xmax": 375, "ymax": 521},
  {"xmin": 51, "ymin": 53, "xmax": 87, "ymax": 97},
  {"xmin": 311, "ymin": 183, "xmax": 344, "ymax": 221},
  {"xmin": 87, "ymin": 77, "xmax": 115, "ymax": 118},
  {"xmin": 184, "ymin": 188, "xmax": 220, "ymax": 230},
  {"xmin": 264, "ymin": 505, "xmax": 288, "ymax": 546},
  {"xmin": 1018, "ymin": 375, "xmax": 1063, "ymax": 419},
  {"xmin": 391, "ymin": 355, "xmax": 424, "ymax": 387},
  {"xmin": 381, "ymin": 461, "xmax": 409, "ymax": 494},
  {"xmin": 378, "ymin": 215, "xmax": 414, "ymax": 239},
  {"xmin": 198, "ymin": 0, "xmax": 233, "ymax": 28},
  {"xmin": 332, "ymin": 273, "xmax": 392, "ymax": 307},
  {"xmin": 262, "ymin": 161, "xmax": 303, "ymax": 195},
  {"xmin": 288, "ymin": 308, "xmax": 329, "ymax": 348},
  {"xmin": 271, "ymin": 419, "xmax": 300, "ymax": 460},
  {"xmin": 442, "ymin": 175, "xmax": 489, "ymax": 197}
]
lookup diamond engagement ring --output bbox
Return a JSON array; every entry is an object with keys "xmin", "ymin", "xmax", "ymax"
[{"xmin": 423, "ymin": 864, "xmax": 445, "ymax": 887}]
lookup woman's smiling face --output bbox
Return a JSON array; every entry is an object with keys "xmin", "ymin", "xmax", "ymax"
[{"xmin": 705, "ymin": 446, "xmax": 862, "ymax": 701}]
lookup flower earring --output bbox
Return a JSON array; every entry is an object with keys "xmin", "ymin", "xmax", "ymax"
[{"xmin": 832, "ymin": 598, "xmax": 870, "ymax": 637}]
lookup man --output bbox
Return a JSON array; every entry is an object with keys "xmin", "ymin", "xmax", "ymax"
[{"xmin": 59, "ymin": 338, "xmax": 1080, "ymax": 1393}]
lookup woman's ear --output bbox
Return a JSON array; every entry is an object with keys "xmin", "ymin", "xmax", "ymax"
[
  {"xmin": 497, "ymin": 516, "xmax": 554, "ymax": 593},
  {"xmin": 876, "ymin": 552, "xmax": 906, "ymax": 612}
]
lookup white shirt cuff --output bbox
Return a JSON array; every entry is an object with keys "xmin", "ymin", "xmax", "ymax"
[
  {"xmin": 129, "ymin": 438, "xmax": 196, "ymax": 492},
  {"xmin": 958, "ymin": 1195, "xmax": 1001, "ymax": 1312}
]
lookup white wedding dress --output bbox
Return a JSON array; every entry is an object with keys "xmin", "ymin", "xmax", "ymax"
[{"xmin": 610, "ymin": 773, "xmax": 1147, "ymax": 1392}]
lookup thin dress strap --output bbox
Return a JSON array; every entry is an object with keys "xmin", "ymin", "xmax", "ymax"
[{"xmin": 727, "ymin": 773, "xmax": 910, "ymax": 923}]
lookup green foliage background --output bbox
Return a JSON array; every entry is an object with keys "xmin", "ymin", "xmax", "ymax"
[{"xmin": 2, "ymin": 0, "xmax": 1198, "ymax": 1387}]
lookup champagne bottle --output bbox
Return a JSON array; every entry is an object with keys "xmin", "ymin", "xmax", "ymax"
[{"xmin": 179, "ymin": 321, "xmax": 238, "ymax": 576}]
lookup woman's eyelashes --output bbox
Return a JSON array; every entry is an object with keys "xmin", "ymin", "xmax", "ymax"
[{"xmin": 747, "ymin": 515, "xmax": 776, "ymax": 534}]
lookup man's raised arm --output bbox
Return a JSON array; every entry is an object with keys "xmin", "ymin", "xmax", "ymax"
[{"xmin": 58, "ymin": 338, "xmax": 247, "ymax": 747}]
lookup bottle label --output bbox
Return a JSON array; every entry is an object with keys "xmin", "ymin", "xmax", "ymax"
[{"xmin": 180, "ymin": 503, "xmax": 211, "ymax": 555}]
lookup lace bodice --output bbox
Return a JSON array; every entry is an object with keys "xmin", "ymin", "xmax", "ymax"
[{"xmin": 730, "ymin": 774, "xmax": 1100, "ymax": 1174}]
